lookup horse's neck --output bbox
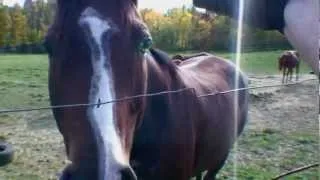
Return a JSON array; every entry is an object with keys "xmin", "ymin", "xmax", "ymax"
[
  {"xmin": 145, "ymin": 55, "xmax": 183, "ymax": 92},
  {"xmin": 132, "ymin": 56, "xmax": 186, "ymax": 154},
  {"xmin": 131, "ymin": 57, "xmax": 180, "ymax": 151}
]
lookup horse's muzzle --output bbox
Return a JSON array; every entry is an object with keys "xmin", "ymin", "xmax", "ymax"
[
  {"xmin": 58, "ymin": 164, "xmax": 137, "ymax": 180},
  {"xmin": 58, "ymin": 164, "xmax": 98, "ymax": 180}
]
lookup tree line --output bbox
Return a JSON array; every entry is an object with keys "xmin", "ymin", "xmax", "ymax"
[
  {"xmin": 141, "ymin": 7, "xmax": 291, "ymax": 52},
  {"xmin": 0, "ymin": 1, "xmax": 291, "ymax": 54},
  {"xmin": 0, "ymin": 0, "xmax": 54, "ymax": 53}
]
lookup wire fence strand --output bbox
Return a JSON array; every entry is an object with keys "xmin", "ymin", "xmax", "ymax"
[
  {"xmin": 0, "ymin": 78, "xmax": 317, "ymax": 114},
  {"xmin": 0, "ymin": 88, "xmax": 193, "ymax": 114},
  {"xmin": 271, "ymin": 163, "xmax": 319, "ymax": 180}
]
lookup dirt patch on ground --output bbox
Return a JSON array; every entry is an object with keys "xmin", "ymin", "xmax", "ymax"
[
  {"xmin": 247, "ymin": 74, "xmax": 318, "ymax": 133},
  {"xmin": 0, "ymin": 74, "xmax": 318, "ymax": 179},
  {"xmin": 218, "ymin": 74, "xmax": 319, "ymax": 179}
]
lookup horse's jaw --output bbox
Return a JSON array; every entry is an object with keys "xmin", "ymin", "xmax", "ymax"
[{"xmin": 283, "ymin": 0, "xmax": 319, "ymax": 76}]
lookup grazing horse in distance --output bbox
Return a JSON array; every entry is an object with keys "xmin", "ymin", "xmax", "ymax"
[
  {"xmin": 192, "ymin": 0, "xmax": 319, "ymax": 77},
  {"xmin": 279, "ymin": 50, "xmax": 300, "ymax": 83},
  {"xmin": 44, "ymin": 0, "xmax": 249, "ymax": 179}
]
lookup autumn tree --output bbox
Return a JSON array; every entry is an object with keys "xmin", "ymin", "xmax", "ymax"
[
  {"xmin": 9, "ymin": 4, "xmax": 28, "ymax": 46},
  {"xmin": 0, "ymin": 4, "xmax": 10, "ymax": 46},
  {"xmin": 188, "ymin": 8, "xmax": 215, "ymax": 50},
  {"xmin": 165, "ymin": 7, "xmax": 193, "ymax": 49}
]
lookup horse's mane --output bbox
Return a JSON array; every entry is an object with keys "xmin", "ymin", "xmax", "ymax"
[{"xmin": 149, "ymin": 48, "xmax": 177, "ymax": 71}]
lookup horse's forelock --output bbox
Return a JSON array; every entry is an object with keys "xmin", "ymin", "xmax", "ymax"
[{"xmin": 51, "ymin": 0, "xmax": 144, "ymax": 59}]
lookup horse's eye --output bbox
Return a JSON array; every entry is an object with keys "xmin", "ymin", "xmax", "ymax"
[
  {"xmin": 131, "ymin": 20, "xmax": 153, "ymax": 54},
  {"xmin": 138, "ymin": 37, "xmax": 153, "ymax": 54}
]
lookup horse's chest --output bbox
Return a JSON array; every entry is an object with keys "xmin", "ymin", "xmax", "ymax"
[{"xmin": 130, "ymin": 106, "xmax": 169, "ymax": 176}]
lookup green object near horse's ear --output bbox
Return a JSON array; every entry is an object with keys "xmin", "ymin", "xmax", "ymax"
[{"xmin": 138, "ymin": 37, "xmax": 153, "ymax": 54}]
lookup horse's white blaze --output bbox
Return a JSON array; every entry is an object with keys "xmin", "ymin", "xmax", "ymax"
[
  {"xmin": 283, "ymin": 0, "xmax": 319, "ymax": 75},
  {"xmin": 79, "ymin": 7, "xmax": 126, "ymax": 176}
]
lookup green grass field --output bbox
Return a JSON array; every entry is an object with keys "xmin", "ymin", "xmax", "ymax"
[
  {"xmin": 0, "ymin": 50, "xmax": 311, "ymax": 108},
  {"xmin": 0, "ymin": 55, "xmax": 49, "ymax": 109},
  {"xmin": 0, "ymin": 51, "xmax": 317, "ymax": 180}
]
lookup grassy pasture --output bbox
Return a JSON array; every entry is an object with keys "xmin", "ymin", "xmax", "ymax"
[
  {"xmin": 0, "ymin": 50, "xmax": 312, "ymax": 108},
  {"xmin": 0, "ymin": 51, "xmax": 317, "ymax": 180}
]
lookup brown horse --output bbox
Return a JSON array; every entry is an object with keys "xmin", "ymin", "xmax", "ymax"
[
  {"xmin": 279, "ymin": 50, "xmax": 300, "ymax": 83},
  {"xmin": 44, "ymin": 0, "xmax": 249, "ymax": 179}
]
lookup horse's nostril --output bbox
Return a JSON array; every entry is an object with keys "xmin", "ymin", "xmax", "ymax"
[{"xmin": 121, "ymin": 166, "xmax": 137, "ymax": 180}]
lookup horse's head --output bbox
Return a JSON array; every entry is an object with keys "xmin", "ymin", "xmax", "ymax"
[{"xmin": 45, "ymin": 0, "xmax": 152, "ymax": 179}]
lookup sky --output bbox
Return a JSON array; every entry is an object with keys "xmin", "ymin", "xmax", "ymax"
[{"xmin": 3, "ymin": 0, "xmax": 193, "ymax": 13}]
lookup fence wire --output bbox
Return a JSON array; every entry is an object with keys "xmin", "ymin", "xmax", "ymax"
[
  {"xmin": 271, "ymin": 163, "xmax": 319, "ymax": 180},
  {"xmin": 0, "ymin": 78, "xmax": 317, "ymax": 114}
]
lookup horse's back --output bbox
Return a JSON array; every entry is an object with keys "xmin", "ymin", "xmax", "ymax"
[
  {"xmin": 179, "ymin": 55, "xmax": 249, "ymax": 173},
  {"xmin": 192, "ymin": 55, "xmax": 249, "ymax": 133},
  {"xmin": 179, "ymin": 55, "xmax": 248, "ymax": 93}
]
